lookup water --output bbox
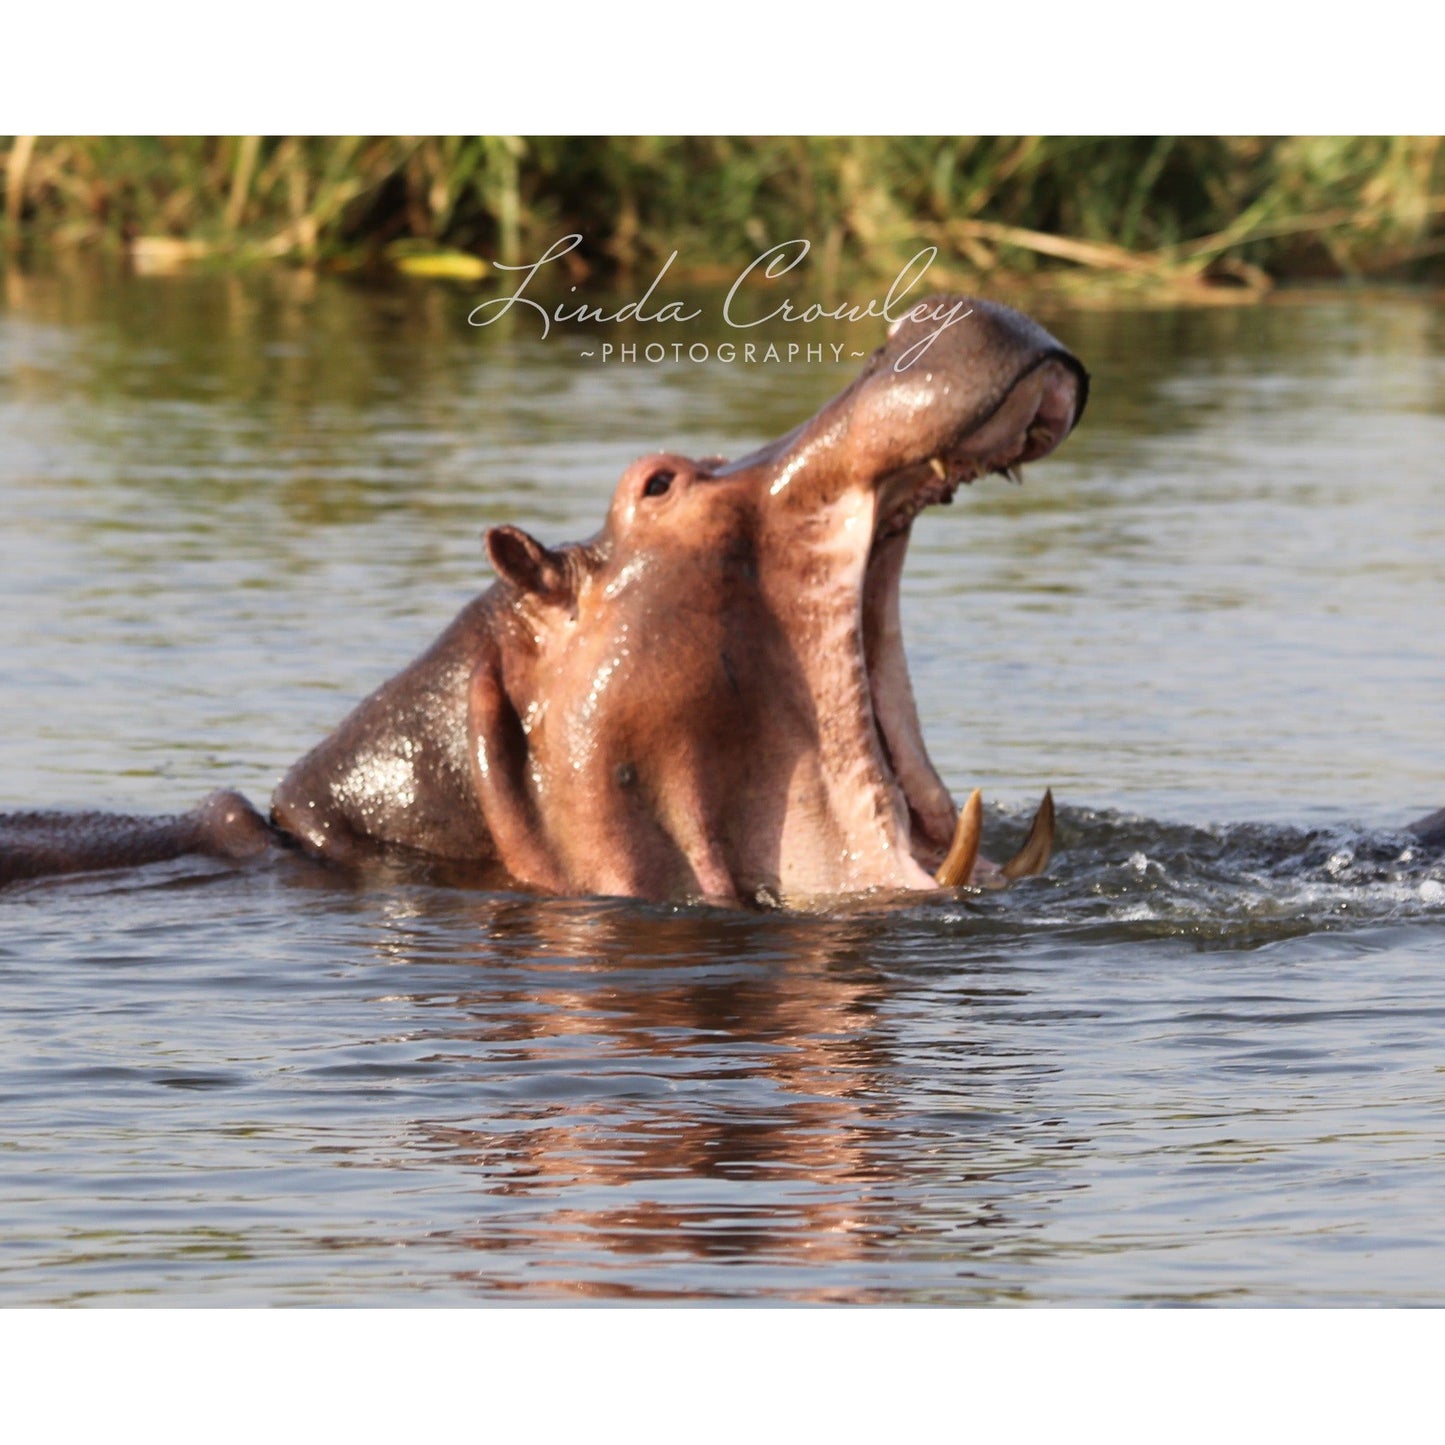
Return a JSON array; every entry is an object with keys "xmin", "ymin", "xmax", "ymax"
[{"xmin": 1, "ymin": 265, "xmax": 1443, "ymax": 1304}]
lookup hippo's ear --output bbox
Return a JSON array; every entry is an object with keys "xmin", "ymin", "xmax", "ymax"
[{"xmin": 485, "ymin": 526, "xmax": 572, "ymax": 605}]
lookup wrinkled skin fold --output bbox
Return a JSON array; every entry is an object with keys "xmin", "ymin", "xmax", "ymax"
[{"xmin": 1, "ymin": 295, "xmax": 1091, "ymax": 903}]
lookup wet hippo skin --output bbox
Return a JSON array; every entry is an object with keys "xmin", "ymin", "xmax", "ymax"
[{"xmin": 271, "ymin": 294, "xmax": 1085, "ymax": 904}]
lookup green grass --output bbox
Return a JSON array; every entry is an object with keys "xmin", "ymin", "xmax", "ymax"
[{"xmin": 3, "ymin": 136, "xmax": 1441, "ymax": 292}]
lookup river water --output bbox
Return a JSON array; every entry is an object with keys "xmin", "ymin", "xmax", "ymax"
[{"xmin": 1, "ymin": 265, "xmax": 1442, "ymax": 1305}]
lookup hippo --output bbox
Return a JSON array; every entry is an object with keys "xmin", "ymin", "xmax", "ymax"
[
  {"xmin": 1413, "ymin": 808, "xmax": 1445, "ymax": 850},
  {"xmin": 3, "ymin": 294, "xmax": 1085, "ymax": 904}
]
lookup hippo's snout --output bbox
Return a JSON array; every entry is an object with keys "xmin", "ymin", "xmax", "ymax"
[
  {"xmin": 846, "ymin": 296, "xmax": 1089, "ymax": 493},
  {"xmin": 716, "ymin": 295, "xmax": 1088, "ymax": 511},
  {"xmin": 871, "ymin": 355, "xmax": 1084, "ymax": 542}
]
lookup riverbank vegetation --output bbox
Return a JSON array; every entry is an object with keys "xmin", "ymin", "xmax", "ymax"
[{"xmin": 3, "ymin": 136, "xmax": 1441, "ymax": 297}]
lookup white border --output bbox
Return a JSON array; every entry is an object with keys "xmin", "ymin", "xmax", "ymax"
[
  {"xmin": 5, "ymin": 1310, "xmax": 1443, "ymax": 1442},
  {"xmin": 2, "ymin": 3, "xmax": 1436, "ymax": 134}
]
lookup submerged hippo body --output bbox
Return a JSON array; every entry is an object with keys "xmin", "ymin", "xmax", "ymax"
[{"xmin": 4, "ymin": 295, "xmax": 1088, "ymax": 903}]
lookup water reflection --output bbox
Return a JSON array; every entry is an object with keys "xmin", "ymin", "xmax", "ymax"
[{"xmin": 338, "ymin": 893, "xmax": 1056, "ymax": 1300}]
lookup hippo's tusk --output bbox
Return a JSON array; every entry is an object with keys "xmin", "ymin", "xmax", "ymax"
[
  {"xmin": 1003, "ymin": 465, "xmax": 1025, "ymax": 485},
  {"xmin": 929, "ymin": 456, "xmax": 947, "ymax": 481},
  {"xmin": 1001, "ymin": 789, "xmax": 1055, "ymax": 880},
  {"xmin": 935, "ymin": 787, "xmax": 983, "ymax": 887}
]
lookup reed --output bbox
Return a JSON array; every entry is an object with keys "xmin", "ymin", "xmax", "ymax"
[{"xmin": 1, "ymin": 136, "xmax": 1440, "ymax": 291}]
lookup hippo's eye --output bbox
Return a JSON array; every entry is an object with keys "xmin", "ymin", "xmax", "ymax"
[{"xmin": 642, "ymin": 469, "xmax": 674, "ymax": 499}]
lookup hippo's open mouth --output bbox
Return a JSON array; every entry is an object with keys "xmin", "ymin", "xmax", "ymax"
[{"xmin": 862, "ymin": 357, "xmax": 1086, "ymax": 878}]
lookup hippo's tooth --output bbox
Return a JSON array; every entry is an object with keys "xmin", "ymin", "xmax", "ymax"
[
  {"xmin": 935, "ymin": 787, "xmax": 983, "ymax": 887},
  {"xmin": 1001, "ymin": 789, "xmax": 1055, "ymax": 880},
  {"xmin": 929, "ymin": 456, "xmax": 948, "ymax": 481},
  {"xmin": 1026, "ymin": 421, "xmax": 1055, "ymax": 452},
  {"xmin": 1003, "ymin": 465, "xmax": 1025, "ymax": 485}
]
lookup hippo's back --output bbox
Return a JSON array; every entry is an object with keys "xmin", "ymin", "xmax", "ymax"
[{"xmin": 271, "ymin": 594, "xmax": 499, "ymax": 863}]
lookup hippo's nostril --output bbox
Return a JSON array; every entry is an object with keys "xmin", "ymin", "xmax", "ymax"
[{"xmin": 643, "ymin": 469, "xmax": 675, "ymax": 498}]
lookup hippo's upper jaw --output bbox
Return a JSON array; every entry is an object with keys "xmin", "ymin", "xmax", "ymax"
[
  {"xmin": 872, "ymin": 350, "xmax": 1085, "ymax": 542},
  {"xmin": 715, "ymin": 293, "xmax": 1087, "ymax": 507}
]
